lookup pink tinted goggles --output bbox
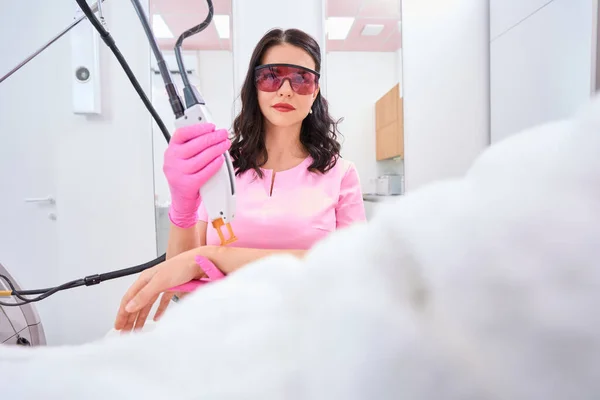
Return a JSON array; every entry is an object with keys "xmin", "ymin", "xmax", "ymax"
[{"xmin": 254, "ymin": 63, "xmax": 320, "ymax": 95}]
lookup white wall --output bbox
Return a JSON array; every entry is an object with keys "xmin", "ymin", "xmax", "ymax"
[
  {"xmin": 231, "ymin": 0, "xmax": 327, "ymax": 116},
  {"xmin": 401, "ymin": 0, "xmax": 490, "ymax": 192},
  {"xmin": 490, "ymin": 0, "xmax": 594, "ymax": 143},
  {"xmin": 490, "ymin": 0, "xmax": 553, "ymax": 40},
  {"xmin": 197, "ymin": 51, "xmax": 236, "ymax": 130},
  {"xmin": 396, "ymin": 47, "xmax": 404, "ymax": 97},
  {"xmin": 0, "ymin": 0, "xmax": 157, "ymax": 345},
  {"xmin": 326, "ymin": 52, "xmax": 403, "ymax": 194}
]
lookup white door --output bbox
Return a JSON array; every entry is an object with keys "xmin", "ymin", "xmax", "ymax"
[
  {"xmin": 0, "ymin": 7, "xmax": 61, "ymax": 345},
  {"xmin": 0, "ymin": 82, "xmax": 61, "ymax": 345}
]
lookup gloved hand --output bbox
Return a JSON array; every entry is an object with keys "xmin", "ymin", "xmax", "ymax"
[{"xmin": 164, "ymin": 122, "xmax": 231, "ymax": 228}]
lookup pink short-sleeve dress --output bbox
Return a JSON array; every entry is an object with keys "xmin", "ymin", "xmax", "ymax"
[{"xmin": 198, "ymin": 156, "xmax": 366, "ymax": 250}]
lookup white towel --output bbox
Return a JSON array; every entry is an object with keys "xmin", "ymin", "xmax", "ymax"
[{"xmin": 1, "ymin": 96, "xmax": 599, "ymax": 400}]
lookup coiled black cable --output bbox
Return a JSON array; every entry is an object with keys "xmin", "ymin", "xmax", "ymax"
[{"xmin": 0, "ymin": 0, "xmax": 213, "ymax": 306}]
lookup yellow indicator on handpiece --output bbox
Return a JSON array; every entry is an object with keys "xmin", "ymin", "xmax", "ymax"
[{"xmin": 212, "ymin": 218, "xmax": 237, "ymax": 246}]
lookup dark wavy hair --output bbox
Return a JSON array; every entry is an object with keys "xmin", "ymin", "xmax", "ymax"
[{"xmin": 230, "ymin": 28, "xmax": 343, "ymax": 178}]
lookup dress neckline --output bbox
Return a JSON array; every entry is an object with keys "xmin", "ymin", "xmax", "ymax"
[{"xmin": 259, "ymin": 155, "xmax": 312, "ymax": 175}]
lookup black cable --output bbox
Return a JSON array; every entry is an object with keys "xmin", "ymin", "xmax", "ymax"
[
  {"xmin": 130, "ymin": 0, "xmax": 185, "ymax": 119},
  {"xmin": 0, "ymin": 275, "xmax": 83, "ymax": 306},
  {"xmin": 74, "ymin": 0, "xmax": 172, "ymax": 144},
  {"xmin": 0, "ymin": 1, "xmax": 212, "ymax": 306},
  {"xmin": 1, "ymin": 252, "xmax": 167, "ymax": 307},
  {"xmin": 175, "ymin": 0, "xmax": 213, "ymax": 108}
]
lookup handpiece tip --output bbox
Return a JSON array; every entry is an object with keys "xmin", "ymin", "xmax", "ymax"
[{"xmin": 212, "ymin": 219, "xmax": 237, "ymax": 246}]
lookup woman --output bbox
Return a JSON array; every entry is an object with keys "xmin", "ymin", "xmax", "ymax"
[{"xmin": 114, "ymin": 28, "xmax": 366, "ymax": 332}]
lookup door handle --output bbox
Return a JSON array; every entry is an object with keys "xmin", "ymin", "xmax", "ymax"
[{"xmin": 24, "ymin": 196, "xmax": 55, "ymax": 204}]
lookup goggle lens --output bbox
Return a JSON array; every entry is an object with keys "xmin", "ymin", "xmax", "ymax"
[{"xmin": 255, "ymin": 64, "xmax": 319, "ymax": 95}]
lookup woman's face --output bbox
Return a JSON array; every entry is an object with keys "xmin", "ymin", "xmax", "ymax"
[{"xmin": 256, "ymin": 43, "xmax": 320, "ymax": 129}]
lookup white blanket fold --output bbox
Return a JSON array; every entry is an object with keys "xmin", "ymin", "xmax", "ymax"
[{"xmin": 1, "ymin": 97, "xmax": 599, "ymax": 400}]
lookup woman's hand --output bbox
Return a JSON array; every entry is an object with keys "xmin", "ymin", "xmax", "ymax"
[
  {"xmin": 113, "ymin": 245, "xmax": 306, "ymax": 332},
  {"xmin": 113, "ymin": 250, "xmax": 210, "ymax": 333}
]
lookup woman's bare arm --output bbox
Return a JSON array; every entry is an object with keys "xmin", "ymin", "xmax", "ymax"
[
  {"xmin": 190, "ymin": 245, "xmax": 307, "ymax": 275},
  {"xmin": 165, "ymin": 221, "xmax": 207, "ymax": 259}
]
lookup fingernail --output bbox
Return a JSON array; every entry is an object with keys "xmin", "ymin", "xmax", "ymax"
[{"xmin": 125, "ymin": 300, "xmax": 137, "ymax": 312}]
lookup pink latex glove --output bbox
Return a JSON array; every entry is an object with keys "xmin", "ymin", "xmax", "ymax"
[
  {"xmin": 164, "ymin": 123, "xmax": 231, "ymax": 228},
  {"xmin": 168, "ymin": 254, "xmax": 226, "ymax": 292}
]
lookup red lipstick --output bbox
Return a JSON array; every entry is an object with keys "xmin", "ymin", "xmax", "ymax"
[{"xmin": 272, "ymin": 103, "xmax": 296, "ymax": 112}]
